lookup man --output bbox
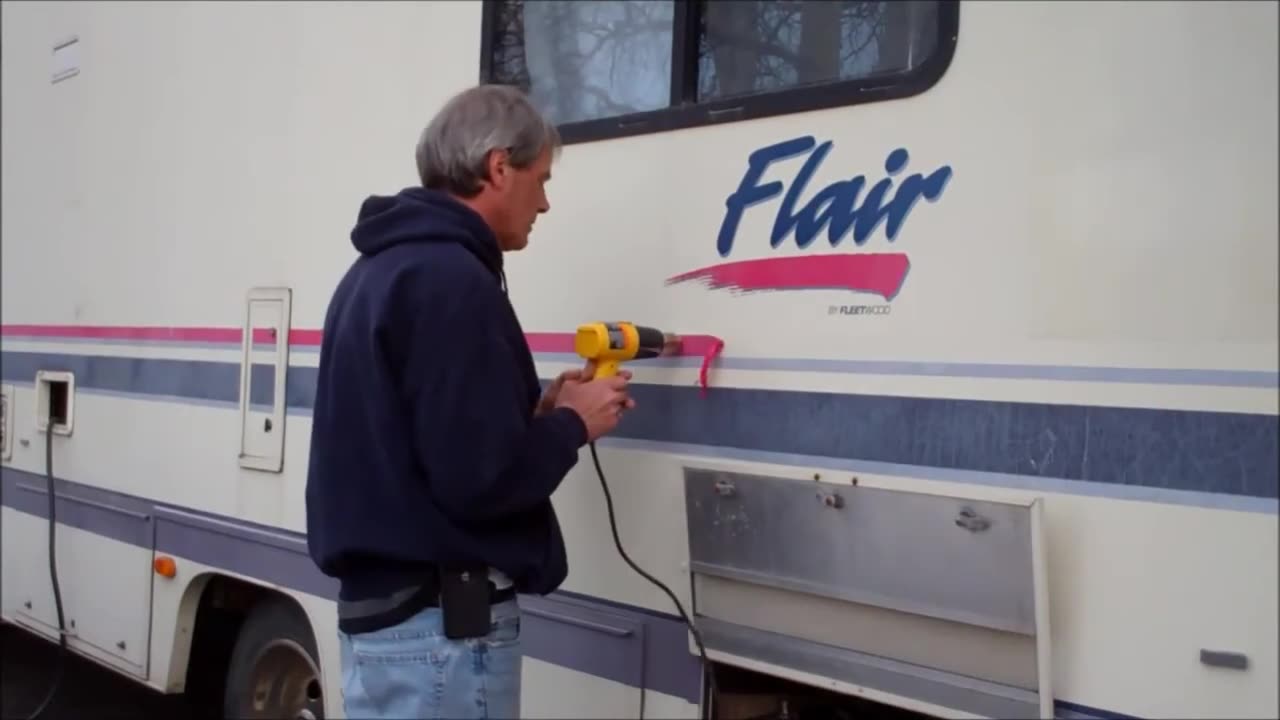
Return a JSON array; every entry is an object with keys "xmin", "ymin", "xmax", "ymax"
[{"xmin": 305, "ymin": 84, "xmax": 634, "ymax": 719}]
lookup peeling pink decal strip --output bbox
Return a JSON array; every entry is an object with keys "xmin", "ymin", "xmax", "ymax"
[
  {"xmin": 682, "ymin": 335, "xmax": 725, "ymax": 396},
  {"xmin": 526, "ymin": 331, "xmax": 725, "ymax": 394},
  {"xmin": 691, "ymin": 338, "xmax": 721, "ymax": 394}
]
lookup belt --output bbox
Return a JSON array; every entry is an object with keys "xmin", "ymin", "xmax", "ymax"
[{"xmin": 337, "ymin": 572, "xmax": 515, "ymax": 626}]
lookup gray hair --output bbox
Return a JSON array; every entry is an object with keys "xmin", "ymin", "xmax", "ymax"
[{"xmin": 415, "ymin": 84, "xmax": 561, "ymax": 197}]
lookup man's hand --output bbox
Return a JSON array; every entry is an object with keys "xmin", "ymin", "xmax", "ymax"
[
  {"xmin": 554, "ymin": 373, "xmax": 636, "ymax": 442},
  {"xmin": 536, "ymin": 369, "xmax": 585, "ymax": 417},
  {"xmin": 536, "ymin": 366, "xmax": 630, "ymax": 417}
]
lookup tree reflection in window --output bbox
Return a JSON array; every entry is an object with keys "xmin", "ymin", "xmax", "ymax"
[
  {"xmin": 490, "ymin": 0, "xmax": 674, "ymax": 125},
  {"xmin": 487, "ymin": 0, "xmax": 943, "ymax": 126},
  {"xmin": 698, "ymin": 1, "xmax": 938, "ymax": 101}
]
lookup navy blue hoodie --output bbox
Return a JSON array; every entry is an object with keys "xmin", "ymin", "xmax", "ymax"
[{"xmin": 305, "ymin": 187, "xmax": 587, "ymax": 610}]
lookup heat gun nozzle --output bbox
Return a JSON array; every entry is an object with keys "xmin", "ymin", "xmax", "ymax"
[{"xmin": 660, "ymin": 333, "xmax": 682, "ymax": 357}]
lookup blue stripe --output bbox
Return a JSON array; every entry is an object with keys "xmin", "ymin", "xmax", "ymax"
[
  {"xmin": 3, "ymin": 350, "xmax": 1276, "ymax": 501},
  {"xmin": 3, "ymin": 352, "xmax": 241, "ymax": 404},
  {"xmin": 250, "ymin": 363, "xmax": 275, "ymax": 405}
]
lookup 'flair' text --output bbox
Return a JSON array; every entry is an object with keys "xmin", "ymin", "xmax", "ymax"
[{"xmin": 716, "ymin": 136, "xmax": 952, "ymax": 257}]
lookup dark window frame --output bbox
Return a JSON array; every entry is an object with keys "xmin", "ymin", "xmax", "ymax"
[{"xmin": 478, "ymin": 0, "xmax": 961, "ymax": 146}]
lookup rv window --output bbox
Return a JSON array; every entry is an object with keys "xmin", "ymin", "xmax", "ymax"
[
  {"xmin": 480, "ymin": 0, "xmax": 958, "ymax": 144},
  {"xmin": 487, "ymin": 0, "xmax": 677, "ymax": 126}
]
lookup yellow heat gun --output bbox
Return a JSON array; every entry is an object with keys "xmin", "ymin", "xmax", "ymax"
[{"xmin": 574, "ymin": 322, "xmax": 681, "ymax": 378}]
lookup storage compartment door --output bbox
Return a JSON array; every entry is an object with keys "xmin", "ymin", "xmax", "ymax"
[
  {"xmin": 238, "ymin": 287, "xmax": 291, "ymax": 472},
  {"xmin": 5, "ymin": 481, "xmax": 155, "ymax": 679},
  {"xmin": 684, "ymin": 467, "xmax": 1054, "ymax": 719}
]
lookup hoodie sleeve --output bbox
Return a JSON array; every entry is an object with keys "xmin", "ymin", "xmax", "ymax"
[{"xmin": 407, "ymin": 272, "xmax": 588, "ymax": 524}]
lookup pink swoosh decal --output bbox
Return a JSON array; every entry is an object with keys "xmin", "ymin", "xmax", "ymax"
[{"xmin": 665, "ymin": 253, "xmax": 910, "ymax": 300}]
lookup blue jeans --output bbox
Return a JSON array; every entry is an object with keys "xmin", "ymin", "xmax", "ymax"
[{"xmin": 338, "ymin": 598, "xmax": 522, "ymax": 718}]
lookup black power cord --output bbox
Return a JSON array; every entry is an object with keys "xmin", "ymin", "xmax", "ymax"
[
  {"xmin": 589, "ymin": 440, "xmax": 718, "ymax": 719},
  {"xmin": 21, "ymin": 404, "xmax": 68, "ymax": 720}
]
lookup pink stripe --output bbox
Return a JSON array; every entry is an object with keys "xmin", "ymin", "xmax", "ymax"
[
  {"xmin": 0, "ymin": 324, "xmax": 243, "ymax": 343},
  {"xmin": 677, "ymin": 335, "xmax": 725, "ymax": 358},
  {"xmin": 1, "ymin": 324, "xmax": 716, "ymax": 358},
  {"xmin": 525, "ymin": 332, "xmax": 575, "ymax": 354},
  {"xmin": 290, "ymin": 329, "xmax": 323, "ymax": 346},
  {"xmin": 524, "ymin": 331, "xmax": 725, "ymax": 360},
  {"xmin": 526, "ymin": 330, "xmax": 727, "ymax": 395},
  {"xmin": 0, "ymin": 324, "xmax": 324, "ymax": 347},
  {"xmin": 1, "ymin": 323, "xmax": 724, "ymax": 392}
]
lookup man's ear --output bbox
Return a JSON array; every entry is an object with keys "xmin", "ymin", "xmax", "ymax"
[{"xmin": 485, "ymin": 148, "xmax": 511, "ymax": 190}]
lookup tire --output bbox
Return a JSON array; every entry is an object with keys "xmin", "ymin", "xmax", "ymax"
[{"xmin": 223, "ymin": 596, "xmax": 326, "ymax": 720}]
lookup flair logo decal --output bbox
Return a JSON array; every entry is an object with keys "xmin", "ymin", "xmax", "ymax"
[{"xmin": 665, "ymin": 135, "xmax": 952, "ymax": 303}]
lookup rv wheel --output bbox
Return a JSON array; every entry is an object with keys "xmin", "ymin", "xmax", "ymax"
[{"xmin": 224, "ymin": 596, "xmax": 325, "ymax": 720}]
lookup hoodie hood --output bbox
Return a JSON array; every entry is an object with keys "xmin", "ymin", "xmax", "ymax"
[{"xmin": 350, "ymin": 186, "xmax": 504, "ymax": 281}]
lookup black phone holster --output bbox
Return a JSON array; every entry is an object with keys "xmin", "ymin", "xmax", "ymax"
[{"xmin": 439, "ymin": 568, "xmax": 494, "ymax": 639}]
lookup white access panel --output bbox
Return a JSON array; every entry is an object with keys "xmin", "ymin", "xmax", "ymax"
[
  {"xmin": 238, "ymin": 287, "xmax": 291, "ymax": 472},
  {"xmin": 3, "ymin": 502, "xmax": 154, "ymax": 678}
]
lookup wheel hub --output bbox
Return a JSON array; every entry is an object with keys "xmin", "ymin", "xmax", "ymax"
[{"xmin": 243, "ymin": 638, "xmax": 324, "ymax": 720}]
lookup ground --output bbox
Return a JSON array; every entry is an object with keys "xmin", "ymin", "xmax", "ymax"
[{"xmin": 0, "ymin": 621, "xmax": 207, "ymax": 720}]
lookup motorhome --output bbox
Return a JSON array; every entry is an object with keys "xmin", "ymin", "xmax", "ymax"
[{"xmin": 2, "ymin": 1, "xmax": 1276, "ymax": 718}]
